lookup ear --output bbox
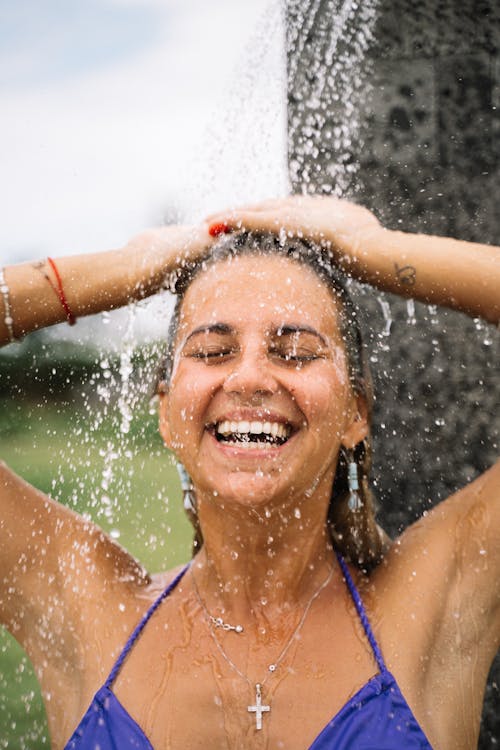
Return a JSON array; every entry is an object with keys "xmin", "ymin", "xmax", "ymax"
[
  {"xmin": 158, "ymin": 386, "xmax": 174, "ymax": 449},
  {"xmin": 340, "ymin": 395, "xmax": 369, "ymax": 450}
]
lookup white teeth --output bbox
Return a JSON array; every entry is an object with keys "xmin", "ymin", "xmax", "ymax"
[
  {"xmin": 215, "ymin": 420, "xmax": 291, "ymax": 438},
  {"xmin": 220, "ymin": 440, "xmax": 266, "ymax": 450}
]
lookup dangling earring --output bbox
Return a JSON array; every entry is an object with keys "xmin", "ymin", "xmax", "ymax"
[
  {"xmin": 176, "ymin": 463, "xmax": 197, "ymax": 514},
  {"xmin": 347, "ymin": 452, "xmax": 363, "ymax": 511}
]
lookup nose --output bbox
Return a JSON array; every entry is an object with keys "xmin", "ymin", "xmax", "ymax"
[{"xmin": 223, "ymin": 348, "xmax": 279, "ymax": 399}]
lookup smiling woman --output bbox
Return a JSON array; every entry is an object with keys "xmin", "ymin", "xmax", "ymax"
[
  {"xmin": 0, "ymin": 196, "xmax": 499, "ymax": 750},
  {"xmin": 160, "ymin": 231, "xmax": 386, "ymax": 569}
]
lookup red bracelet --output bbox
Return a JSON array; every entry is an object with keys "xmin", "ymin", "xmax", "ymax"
[{"xmin": 46, "ymin": 257, "xmax": 76, "ymax": 325}]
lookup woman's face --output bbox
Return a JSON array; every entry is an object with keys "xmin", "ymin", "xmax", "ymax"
[{"xmin": 160, "ymin": 254, "xmax": 367, "ymax": 511}]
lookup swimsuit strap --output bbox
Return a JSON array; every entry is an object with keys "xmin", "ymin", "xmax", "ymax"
[
  {"xmin": 335, "ymin": 551, "xmax": 387, "ymax": 674},
  {"xmin": 105, "ymin": 563, "xmax": 190, "ymax": 689}
]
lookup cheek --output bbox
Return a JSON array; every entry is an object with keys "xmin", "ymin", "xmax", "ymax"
[
  {"xmin": 293, "ymin": 354, "xmax": 351, "ymax": 435},
  {"xmin": 167, "ymin": 363, "xmax": 218, "ymax": 436}
]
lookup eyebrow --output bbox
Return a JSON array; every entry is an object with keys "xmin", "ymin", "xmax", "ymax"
[
  {"xmin": 275, "ymin": 324, "xmax": 328, "ymax": 347},
  {"xmin": 184, "ymin": 323, "xmax": 328, "ymax": 347},
  {"xmin": 184, "ymin": 323, "xmax": 235, "ymax": 344}
]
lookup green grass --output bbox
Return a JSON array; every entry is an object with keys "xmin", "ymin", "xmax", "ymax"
[{"xmin": 0, "ymin": 398, "xmax": 193, "ymax": 748}]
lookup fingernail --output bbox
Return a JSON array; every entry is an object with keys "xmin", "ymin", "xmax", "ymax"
[{"xmin": 208, "ymin": 222, "xmax": 231, "ymax": 237}]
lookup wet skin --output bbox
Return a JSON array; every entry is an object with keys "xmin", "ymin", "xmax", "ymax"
[{"xmin": 0, "ymin": 255, "xmax": 498, "ymax": 750}]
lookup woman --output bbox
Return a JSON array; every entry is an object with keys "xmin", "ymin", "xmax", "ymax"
[{"xmin": 0, "ymin": 196, "xmax": 498, "ymax": 749}]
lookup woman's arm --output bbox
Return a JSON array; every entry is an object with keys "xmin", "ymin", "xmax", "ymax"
[
  {"xmin": 0, "ymin": 224, "xmax": 214, "ymax": 653},
  {"xmin": 207, "ymin": 196, "xmax": 500, "ymax": 324},
  {"xmin": 0, "ymin": 224, "xmax": 214, "ymax": 345}
]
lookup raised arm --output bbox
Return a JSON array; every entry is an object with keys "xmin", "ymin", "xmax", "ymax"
[
  {"xmin": 207, "ymin": 196, "xmax": 500, "ymax": 324},
  {"xmin": 0, "ymin": 223, "xmax": 215, "ymax": 672},
  {"xmin": 0, "ymin": 224, "xmax": 214, "ymax": 345}
]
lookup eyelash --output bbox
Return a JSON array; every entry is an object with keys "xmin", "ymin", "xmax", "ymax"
[
  {"xmin": 188, "ymin": 349, "xmax": 322, "ymax": 365},
  {"xmin": 189, "ymin": 350, "xmax": 234, "ymax": 360}
]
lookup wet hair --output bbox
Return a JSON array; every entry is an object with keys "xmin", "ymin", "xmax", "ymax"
[{"xmin": 161, "ymin": 231, "xmax": 389, "ymax": 571}]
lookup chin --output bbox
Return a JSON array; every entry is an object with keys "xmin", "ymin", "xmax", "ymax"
[{"xmin": 200, "ymin": 471, "xmax": 303, "ymax": 514}]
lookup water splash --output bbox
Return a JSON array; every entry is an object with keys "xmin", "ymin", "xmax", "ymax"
[
  {"xmin": 184, "ymin": 0, "xmax": 288, "ymax": 220},
  {"xmin": 288, "ymin": 0, "xmax": 380, "ymax": 195},
  {"xmin": 406, "ymin": 298, "xmax": 416, "ymax": 325},
  {"xmin": 377, "ymin": 295, "xmax": 393, "ymax": 348},
  {"xmin": 117, "ymin": 305, "xmax": 136, "ymax": 436}
]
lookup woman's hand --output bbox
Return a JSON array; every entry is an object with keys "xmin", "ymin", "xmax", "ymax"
[
  {"xmin": 124, "ymin": 223, "xmax": 216, "ymax": 295},
  {"xmin": 206, "ymin": 196, "xmax": 383, "ymax": 265},
  {"xmin": 208, "ymin": 195, "xmax": 500, "ymax": 324}
]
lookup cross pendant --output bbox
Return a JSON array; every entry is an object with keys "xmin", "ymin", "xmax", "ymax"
[{"xmin": 248, "ymin": 683, "xmax": 270, "ymax": 730}]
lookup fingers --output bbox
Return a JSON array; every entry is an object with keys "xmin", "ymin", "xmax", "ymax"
[
  {"xmin": 206, "ymin": 198, "xmax": 305, "ymax": 238},
  {"xmin": 205, "ymin": 197, "xmax": 290, "ymax": 224},
  {"xmin": 209, "ymin": 211, "xmax": 295, "ymax": 238},
  {"xmin": 205, "ymin": 196, "xmax": 307, "ymax": 233}
]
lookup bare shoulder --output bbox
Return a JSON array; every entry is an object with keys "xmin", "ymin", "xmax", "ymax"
[
  {"xmin": 361, "ymin": 464, "xmax": 499, "ymax": 749},
  {"xmin": 370, "ymin": 458, "xmax": 500, "ymax": 653},
  {"xmin": 0, "ymin": 460, "xmax": 150, "ymax": 655}
]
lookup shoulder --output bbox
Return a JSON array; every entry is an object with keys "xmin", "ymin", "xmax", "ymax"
[
  {"xmin": 371, "ymin": 459, "xmax": 500, "ymax": 654},
  {"xmin": 0, "ymin": 460, "xmax": 152, "ymax": 659},
  {"xmin": 364, "ymin": 464, "xmax": 499, "ymax": 748}
]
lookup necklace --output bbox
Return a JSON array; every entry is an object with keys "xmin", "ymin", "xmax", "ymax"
[
  {"xmin": 192, "ymin": 563, "xmax": 335, "ymax": 730},
  {"xmin": 191, "ymin": 566, "xmax": 245, "ymax": 633}
]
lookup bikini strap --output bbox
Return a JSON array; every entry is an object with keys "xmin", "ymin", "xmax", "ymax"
[
  {"xmin": 335, "ymin": 551, "xmax": 387, "ymax": 673},
  {"xmin": 105, "ymin": 563, "xmax": 190, "ymax": 689}
]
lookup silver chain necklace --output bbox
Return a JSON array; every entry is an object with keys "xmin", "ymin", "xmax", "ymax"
[
  {"xmin": 191, "ymin": 563, "xmax": 335, "ymax": 731},
  {"xmin": 191, "ymin": 566, "xmax": 245, "ymax": 633}
]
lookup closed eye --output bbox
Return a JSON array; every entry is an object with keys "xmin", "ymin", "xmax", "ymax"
[
  {"xmin": 271, "ymin": 326, "xmax": 328, "ymax": 366},
  {"xmin": 269, "ymin": 348, "xmax": 324, "ymax": 366},
  {"xmin": 188, "ymin": 349, "xmax": 237, "ymax": 362}
]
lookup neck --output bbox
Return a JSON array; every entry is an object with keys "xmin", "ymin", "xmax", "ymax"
[{"xmin": 192, "ymin": 482, "xmax": 336, "ymax": 623}]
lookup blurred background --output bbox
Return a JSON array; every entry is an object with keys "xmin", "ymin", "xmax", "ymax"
[{"xmin": 1, "ymin": 0, "xmax": 499, "ymax": 747}]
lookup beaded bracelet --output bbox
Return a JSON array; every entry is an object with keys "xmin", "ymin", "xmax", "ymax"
[{"xmin": 0, "ymin": 267, "xmax": 15, "ymax": 343}]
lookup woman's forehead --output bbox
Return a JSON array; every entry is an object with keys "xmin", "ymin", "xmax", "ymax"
[{"xmin": 179, "ymin": 254, "xmax": 341, "ymax": 332}]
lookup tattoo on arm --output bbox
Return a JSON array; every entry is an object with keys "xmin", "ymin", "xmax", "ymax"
[{"xmin": 394, "ymin": 262, "xmax": 417, "ymax": 286}]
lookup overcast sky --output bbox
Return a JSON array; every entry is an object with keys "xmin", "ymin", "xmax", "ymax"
[{"xmin": 0, "ymin": 0, "xmax": 288, "ymax": 266}]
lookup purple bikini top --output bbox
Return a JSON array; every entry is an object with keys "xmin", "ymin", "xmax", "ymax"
[{"xmin": 64, "ymin": 556, "xmax": 434, "ymax": 749}]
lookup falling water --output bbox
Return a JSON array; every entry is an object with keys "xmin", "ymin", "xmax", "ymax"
[{"xmin": 288, "ymin": 0, "xmax": 380, "ymax": 195}]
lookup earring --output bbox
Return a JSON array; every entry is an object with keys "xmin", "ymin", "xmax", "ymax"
[
  {"xmin": 347, "ymin": 453, "xmax": 363, "ymax": 512},
  {"xmin": 176, "ymin": 463, "xmax": 197, "ymax": 514}
]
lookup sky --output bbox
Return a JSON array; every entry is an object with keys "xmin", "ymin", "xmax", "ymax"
[{"xmin": 0, "ymin": 0, "xmax": 288, "ymax": 267}]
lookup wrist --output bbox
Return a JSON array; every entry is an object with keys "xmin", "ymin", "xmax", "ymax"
[{"xmin": 122, "ymin": 238, "xmax": 168, "ymax": 301}]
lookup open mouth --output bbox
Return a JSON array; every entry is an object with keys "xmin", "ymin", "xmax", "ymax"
[{"xmin": 211, "ymin": 420, "xmax": 293, "ymax": 448}]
